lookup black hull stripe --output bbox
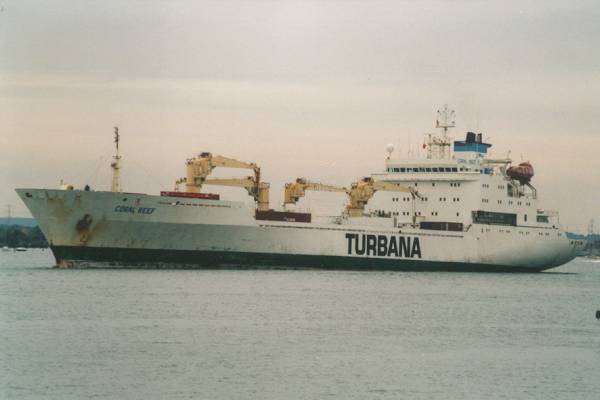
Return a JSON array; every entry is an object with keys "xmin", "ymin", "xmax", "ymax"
[{"xmin": 50, "ymin": 245, "xmax": 547, "ymax": 273}]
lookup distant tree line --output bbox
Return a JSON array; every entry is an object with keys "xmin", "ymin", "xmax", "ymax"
[
  {"xmin": 0, "ymin": 225, "xmax": 48, "ymax": 248},
  {"xmin": 584, "ymin": 240, "xmax": 600, "ymax": 251}
]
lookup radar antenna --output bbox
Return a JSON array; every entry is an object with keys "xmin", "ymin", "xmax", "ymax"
[
  {"xmin": 436, "ymin": 104, "xmax": 455, "ymax": 138},
  {"xmin": 110, "ymin": 126, "xmax": 122, "ymax": 192},
  {"xmin": 426, "ymin": 105, "xmax": 455, "ymax": 159}
]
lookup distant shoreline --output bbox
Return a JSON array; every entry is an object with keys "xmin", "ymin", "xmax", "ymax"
[{"xmin": 1, "ymin": 224, "xmax": 48, "ymax": 248}]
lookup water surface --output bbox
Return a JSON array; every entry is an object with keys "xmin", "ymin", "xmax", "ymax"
[{"xmin": 1, "ymin": 249, "xmax": 599, "ymax": 399}]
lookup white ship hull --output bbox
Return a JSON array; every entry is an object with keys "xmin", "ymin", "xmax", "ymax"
[{"xmin": 17, "ymin": 188, "xmax": 580, "ymax": 272}]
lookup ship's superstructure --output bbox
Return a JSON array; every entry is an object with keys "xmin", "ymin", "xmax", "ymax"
[{"xmin": 16, "ymin": 107, "xmax": 581, "ymax": 271}]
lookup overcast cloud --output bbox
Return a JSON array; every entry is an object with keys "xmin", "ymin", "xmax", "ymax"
[{"xmin": 1, "ymin": 0, "xmax": 598, "ymax": 231}]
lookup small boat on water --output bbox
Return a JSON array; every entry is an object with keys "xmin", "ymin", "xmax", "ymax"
[{"xmin": 14, "ymin": 247, "xmax": 27, "ymax": 252}]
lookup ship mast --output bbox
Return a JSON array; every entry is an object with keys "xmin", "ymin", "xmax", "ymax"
[
  {"xmin": 436, "ymin": 104, "xmax": 455, "ymax": 138},
  {"xmin": 426, "ymin": 105, "xmax": 455, "ymax": 159},
  {"xmin": 110, "ymin": 126, "xmax": 122, "ymax": 192},
  {"xmin": 588, "ymin": 219, "xmax": 595, "ymax": 257}
]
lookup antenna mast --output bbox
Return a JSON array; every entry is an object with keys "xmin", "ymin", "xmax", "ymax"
[
  {"xmin": 110, "ymin": 126, "xmax": 122, "ymax": 192},
  {"xmin": 427, "ymin": 105, "xmax": 455, "ymax": 159},
  {"xmin": 436, "ymin": 104, "xmax": 455, "ymax": 138}
]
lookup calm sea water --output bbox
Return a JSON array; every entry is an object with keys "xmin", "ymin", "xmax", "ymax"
[{"xmin": 1, "ymin": 249, "xmax": 599, "ymax": 400}]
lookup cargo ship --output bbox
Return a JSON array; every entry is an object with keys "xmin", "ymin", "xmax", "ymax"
[{"xmin": 17, "ymin": 107, "xmax": 582, "ymax": 271}]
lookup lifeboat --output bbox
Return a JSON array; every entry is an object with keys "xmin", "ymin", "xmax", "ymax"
[{"xmin": 506, "ymin": 162, "xmax": 534, "ymax": 184}]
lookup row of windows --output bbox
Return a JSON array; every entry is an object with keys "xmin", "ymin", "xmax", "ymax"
[
  {"xmin": 481, "ymin": 199, "xmax": 532, "ymax": 206},
  {"xmin": 388, "ymin": 211, "xmax": 459, "ymax": 217},
  {"xmin": 388, "ymin": 167, "xmax": 459, "ymax": 173},
  {"xmin": 391, "ymin": 196, "xmax": 436, "ymax": 202},
  {"xmin": 481, "ymin": 184, "xmax": 507, "ymax": 190},
  {"xmin": 482, "ymin": 228, "xmax": 560, "ymax": 237},
  {"xmin": 507, "ymin": 200, "xmax": 531, "ymax": 206},
  {"xmin": 391, "ymin": 182, "xmax": 464, "ymax": 189},
  {"xmin": 391, "ymin": 211, "xmax": 421, "ymax": 216},
  {"xmin": 431, "ymin": 182, "xmax": 462, "ymax": 187},
  {"xmin": 481, "ymin": 183, "xmax": 536, "ymax": 206},
  {"xmin": 438, "ymin": 197, "xmax": 461, "ymax": 202}
]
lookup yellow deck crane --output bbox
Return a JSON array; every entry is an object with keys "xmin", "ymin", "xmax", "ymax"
[
  {"xmin": 174, "ymin": 152, "xmax": 270, "ymax": 211},
  {"xmin": 175, "ymin": 152, "xmax": 261, "ymax": 193},
  {"xmin": 203, "ymin": 177, "xmax": 270, "ymax": 211},
  {"xmin": 345, "ymin": 177, "xmax": 419, "ymax": 217},
  {"xmin": 283, "ymin": 178, "xmax": 347, "ymax": 207}
]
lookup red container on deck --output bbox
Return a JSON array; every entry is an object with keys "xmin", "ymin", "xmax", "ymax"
[
  {"xmin": 160, "ymin": 191, "xmax": 220, "ymax": 200},
  {"xmin": 255, "ymin": 210, "xmax": 312, "ymax": 223}
]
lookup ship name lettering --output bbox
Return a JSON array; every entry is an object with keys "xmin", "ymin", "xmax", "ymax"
[
  {"xmin": 345, "ymin": 233, "xmax": 421, "ymax": 259},
  {"xmin": 114, "ymin": 205, "xmax": 135, "ymax": 213},
  {"xmin": 114, "ymin": 205, "xmax": 156, "ymax": 214}
]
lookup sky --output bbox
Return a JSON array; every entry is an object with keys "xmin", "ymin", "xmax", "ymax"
[{"xmin": 1, "ymin": 0, "xmax": 599, "ymax": 232}]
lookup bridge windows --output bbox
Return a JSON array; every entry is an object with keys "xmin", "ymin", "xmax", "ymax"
[
  {"xmin": 386, "ymin": 166, "xmax": 466, "ymax": 174},
  {"xmin": 472, "ymin": 210, "xmax": 517, "ymax": 226},
  {"xmin": 537, "ymin": 215, "xmax": 549, "ymax": 223}
]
